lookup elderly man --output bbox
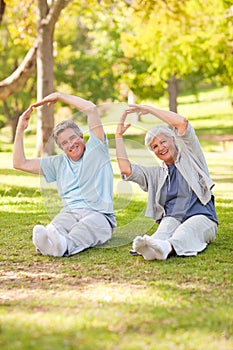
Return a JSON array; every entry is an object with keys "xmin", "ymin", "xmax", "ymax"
[{"xmin": 13, "ymin": 92, "xmax": 116, "ymax": 257}]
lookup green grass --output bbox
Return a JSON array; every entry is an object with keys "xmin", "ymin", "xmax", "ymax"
[{"xmin": 0, "ymin": 86, "xmax": 233, "ymax": 349}]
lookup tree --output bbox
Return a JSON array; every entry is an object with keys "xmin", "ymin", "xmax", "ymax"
[
  {"xmin": 35, "ymin": 0, "xmax": 72, "ymax": 156},
  {"xmin": 1, "ymin": 0, "xmax": 231, "ymax": 148},
  {"xmin": 120, "ymin": 0, "xmax": 233, "ymax": 111},
  {"xmin": 54, "ymin": 0, "xmax": 135, "ymax": 104},
  {"xmin": 0, "ymin": 43, "xmax": 37, "ymax": 100},
  {"xmin": 0, "ymin": 0, "xmax": 6, "ymax": 23},
  {"xmin": 0, "ymin": 0, "xmax": 37, "ymax": 138},
  {"xmin": 0, "ymin": 0, "xmax": 71, "ymax": 155},
  {"xmin": 1, "ymin": 0, "xmax": 123, "ymax": 153},
  {"xmin": 0, "ymin": 0, "xmax": 37, "ymax": 100},
  {"xmin": 54, "ymin": 4, "xmax": 118, "ymax": 104}
]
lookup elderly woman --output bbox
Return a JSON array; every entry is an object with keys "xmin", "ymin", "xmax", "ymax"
[{"xmin": 115, "ymin": 104, "xmax": 218, "ymax": 260}]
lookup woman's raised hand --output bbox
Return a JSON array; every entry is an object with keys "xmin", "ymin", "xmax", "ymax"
[
  {"xmin": 31, "ymin": 92, "xmax": 60, "ymax": 108},
  {"xmin": 116, "ymin": 111, "xmax": 131, "ymax": 138},
  {"xmin": 125, "ymin": 104, "xmax": 150, "ymax": 116}
]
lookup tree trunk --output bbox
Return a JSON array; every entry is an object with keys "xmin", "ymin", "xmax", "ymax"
[
  {"xmin": 36, "ymin": 0, "xmax": 71, "ymax": 156},
  {"xmin": 3, "ymin": 99, "xmax": 25, "ymax": 142},
  {"xmin": 0, "ymin": 0, "xmax": 6, "ymax": 23},
  {"xmin": 10, "ymin": 115, "xmax": 19, "ymax": 143},
  {"xmin": 36, "ymin": 19, "xmax": 55, "ymax": 156},
  {"xmin": 0, "ymin": 1, "xmax": 70, "ymax": 153},
  {"xmin": 167, "ymin": 74, "xmax": 179, "ymax": 113}
]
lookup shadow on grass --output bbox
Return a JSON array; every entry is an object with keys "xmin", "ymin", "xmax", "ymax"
[
  {"xmin": 214, "ymin": 177, "xmax": 233, "ymax": 183},
  {"xmin": 0, "ymin": 278, "xmax": 232, "ymax": 350},
  {"xmin": 196, "ymin": 125, "xmax": 233, "ymax": 136}
]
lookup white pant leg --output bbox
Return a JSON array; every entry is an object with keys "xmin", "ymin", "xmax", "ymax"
[
  {"xmin": 52, "ymin": 210, "xmax": 112, "ymax": 256},
  {"xmin": 51, "ymin": 211, "xmax": 79, "ymax": 235},
  {"xmin": 169, "ymin": 215, "xmax": 217, "ymax": 256},
  {"xmin": 151, "ymin": 216, "xmax": 181, "ymax": 240}
]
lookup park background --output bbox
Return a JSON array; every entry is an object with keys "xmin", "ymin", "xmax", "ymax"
[{"xmin": 0, "ymin": 1, "xmax": 233, "ymax": 349}]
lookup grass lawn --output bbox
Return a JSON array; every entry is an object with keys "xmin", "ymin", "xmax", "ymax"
[{"xmin": 0, "ymin": 86, "xmax": 233, "ymax": 349}]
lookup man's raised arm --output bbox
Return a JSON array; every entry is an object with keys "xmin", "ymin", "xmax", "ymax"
[{"xmin": 32, "ymin": 92, "xmax": 105, "ymax": 142}]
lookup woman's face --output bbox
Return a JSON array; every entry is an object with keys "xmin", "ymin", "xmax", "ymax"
[{"xmin": 150, "ymin": 133, "xmax": 178, "ymax": 165}]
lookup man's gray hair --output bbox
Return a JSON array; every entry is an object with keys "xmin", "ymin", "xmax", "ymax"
[
  {"xmin": 145, "ymin": 125, "xmax": 176, "ymax": 150},
  {"xmin": 53, "ymin": 120, "xmax": 83, "ymax": 147}
]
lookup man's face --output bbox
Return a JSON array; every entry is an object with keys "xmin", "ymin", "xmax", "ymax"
[
  {"xmin": 58, "ymin": 128, "xmax": 85, "ymax": 162},
  {"xmin": 150, "ymin": 133, "xmax": 178, "ymax": 165}
]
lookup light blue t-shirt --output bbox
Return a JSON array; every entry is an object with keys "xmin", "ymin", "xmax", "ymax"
[{"xmin": 40, "ymin": 131, "xmax": 114, "ymax": 215}]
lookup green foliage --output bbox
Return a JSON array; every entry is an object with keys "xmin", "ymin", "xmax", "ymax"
[
  {"xmin": 54, "ymin": 0, "xmax": 131, "ymax": 103},
  {"xmin": 2, "ymin": 0, "xmax": 232, "ymax": 113},
  {"xmin": 121, "ymin": 0, "xmax": 233, "ymax": 94},
  {"xmin": 0, "ymin": 0, "xmax": 36, "ymax": 79},
  {"xmin": 0, "ymin": 1, "xmax": 36, "ymax": 140}
]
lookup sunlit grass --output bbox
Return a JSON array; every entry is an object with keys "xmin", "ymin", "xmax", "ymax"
[{"xmin": 0, "ymin": 281, "xmax": 232, "ymax": 349}]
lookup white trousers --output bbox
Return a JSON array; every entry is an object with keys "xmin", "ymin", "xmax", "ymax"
[
  {"xmin": 51, "ymin": 209, "xmax": 113, "ymax": 256},
  {"xmin": 151, "ymin": 215, "xmax": 218, "ymax": 256}
]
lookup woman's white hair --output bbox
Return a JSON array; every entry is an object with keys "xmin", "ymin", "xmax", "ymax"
[{"xmin": 145, "ymin": 125, "xmax": 176, "ymax": 150}]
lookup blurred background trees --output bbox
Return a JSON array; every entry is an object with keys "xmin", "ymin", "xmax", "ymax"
[{"xmin": 0, "ymin": 0, "xmax": 232, "ymax": 154}]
